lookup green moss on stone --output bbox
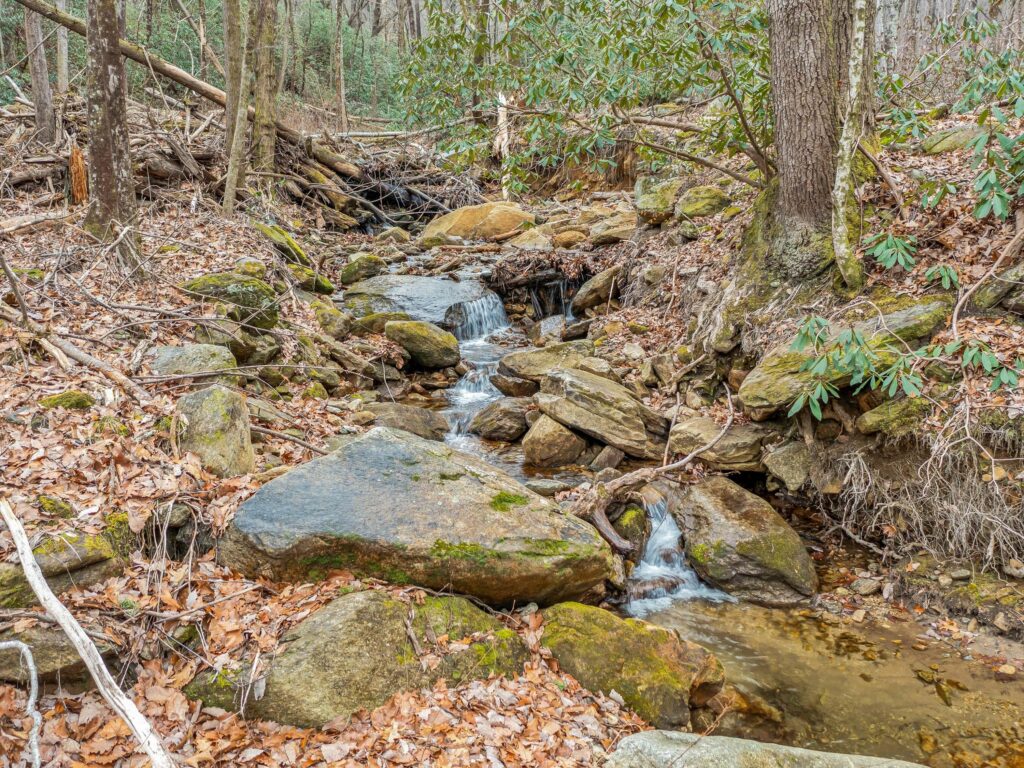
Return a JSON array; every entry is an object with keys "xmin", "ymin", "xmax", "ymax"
[
  {"xmin": 179, "ymin": 272, "xmax": 279, "ymax": 329},
  {"xmin": 37, "ymin": 495, "xmax": 74, "ymax": 518},
  {"xmin": 95, "ymin": 415, "xmax": 130, "ymax": 437},
  {"xmin": 490, "ymin": 492, "xmax": 529, "ymax": 512},
  {"xmin": 287, "ymin": 264, "xmax": 335, "ymax": 294},
  {"xmin": 40, "ymin": 390, "xmax": 95, "ymax": 410}
]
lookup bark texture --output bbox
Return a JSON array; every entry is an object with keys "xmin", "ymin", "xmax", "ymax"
[
  {"xmin": 250, "ymin": 0, "xmax": 278, "ymax": 172},
  {"xmin": 56, "ymin": 0, "xmax": 69, "ymax": 92},
  {"xmin": 24, "ymin": 8, "xmax": 55, "ymax": 143},
  {"xmin": 223, "ymin": 0, "xmax": 244, "ymax": 152}
]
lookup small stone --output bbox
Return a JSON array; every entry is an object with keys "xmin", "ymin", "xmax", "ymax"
[
  {"xmin": 981, "ymin": 466, "xmax": 1008, "ymax": 482},
  {"xmin": 851, "ymin": 609, "xmax": 866, "ymax": 623},
  {"xmin": 594, "ymin": 468, "xmax": 622, "ymax": 483},
  {"xmin": 950, "ymin": 569, "xmax": 972, "ymax": 581},
  {"xmin": 1004, "ymin": 558, "xmax": 1024, "ymax": 579},
  {"xmin": 525, "ymin": 479, "xmax": 571, "ymax": 497},
  {"xmin": 590, "ymin": 445, "xmax": 625, "ymax": 472},
  {"xmin": 851, "ymin": 578, "xmax": 881, "ymax": 596},
  {"xmin": 937, "ymin": 574, "xmax": 953, "ymax": 587},
  {"xmin": 995, "ymin": 664, "xmax": 1017, "ymax": 681}
]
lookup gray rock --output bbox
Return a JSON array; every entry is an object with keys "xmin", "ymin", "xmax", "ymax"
[
  {"xmin": 763, "ymin": 441, "xmax": 811, "ymax": 492},
  {"xmin": 175, "ymin": 385, "xmax": 254, "ymax": 477},
  {"xmin": 150, "ymin": 344, "xmax": 239, "ymax": 386},
  {"xmin": 606, "ymin": 732, "xmax": 925, "ymax": 768},
  {"xmin": 341, "ymin": 275, "xmax": 493, "ymax": 330},
  {"xmin": 497, "ymin": 340, "xmax": 594, "ymax": 382},
  {"xmin": 469, "ymin": 398, "xmax": 532, "ymax": 442},
  {"xmin": 589, "ymin": 445, "xmax": 625, "ymax": 471},
  {"xmin": 522, "ymin": 415, "xmax": 588, "ymax": 468},
  {"xmin": 219, "ymin": 427, "xmax": 613, "ymax": 604},
  {"xmin": 384, "ymin": 320, "xmax": 460, "ymax": 368},
  {"xmin": 851, "ymin": 578, "xmax": 881, "ymax": 596},
  {"xmin": 674, "ymin": 476, "xmax": 818, "ymax": 606},
  {"xmin": 525, "ymin": 479, "xmax": 572, "ymax": 497},
  {"xmin": 528, "ymin": 315, "xmax": 566, "ymax": 346},
  {"xmin": 668, "ymin": 417, "xmax": 777, "ymax": 471},
  {"xmin": 570, "ymin": 266, "xmax": 621, "ymax": 314},
  {"xmin": 490, "ymin": 373, "xmax": 539, "ymax": 397},
  {"xmin": 0, "ymin": 625, "xmax": 111, "ymax": 683},
  {"xmin": 185, "ymin": 590, "xmax": 528, "ymax": 727},
  {"xmin": 537, "ymin": 369, "xmax": 669, "ymax": 459},
  {"xmin": 364, "ymin": 402, "xmax": 449, "ymax": 441}
]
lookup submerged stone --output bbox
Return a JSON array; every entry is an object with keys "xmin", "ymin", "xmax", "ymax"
[{"xmin": 341, "ymin": 275, "xmax": 492, "ymax": 330}]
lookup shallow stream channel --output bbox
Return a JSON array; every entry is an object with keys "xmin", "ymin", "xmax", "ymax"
[{"xmin": 398, "ymin": 274, "xmax": 1024, "ymax": 768}]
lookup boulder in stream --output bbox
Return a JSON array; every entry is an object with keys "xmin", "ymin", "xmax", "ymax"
[
  {"xmin": 537, "ymin": 368, "xmax": 669, "ymax": 459},
  {"xmin": 469, "ymin": 397, "xmax": 532, "ymax": 442},
  {"xmin": 385, "ymin": 320, "xmax": 460, "ymax": 368},
  {"xmin": 606, "ymin": 731, "xmax": 926, "ymax": 768},
  {"xmin": 185, "ymin": 590, "xmax": 528, "ymax": 727},
  {"xmin": 542, "ymin": 602, "xmax": 724, "ymax": 729},
  {"xmin": 674, "ymin": 476, "xmax": 818, "ymax": 606},
  {"xmin": 219, "ymin": 427, "xmax": 614, "ymax": 604},
  {"xmin": 341, "ymin": 274, "xmax": 493, "ymax": 330},
  {"xmin": 363, "ymin": 401, "xmax": 449, "ymax": 441},
  {"xmin": 497, "ymin": 340, "xmax": 594, "ymax": 382},
  {"xmin": 522, "ymin": 414, "xmax": 588, "ymax": 467}
]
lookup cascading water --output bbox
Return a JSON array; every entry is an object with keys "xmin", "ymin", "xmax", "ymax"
[{"xmin": 626, "ymin": 496, "xmax": 733, "ymax": 617}]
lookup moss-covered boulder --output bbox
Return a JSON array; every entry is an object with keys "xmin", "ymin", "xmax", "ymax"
[
  {"xmin": 175, "ymin": 385, "xmax": 254, "ymax": 477},
  {"xmin": 674, "ymin": 185, "xmax": 731, "ymax": 219},
  {"xmin": 635, "ymin": 177, "xmax": 687, "ymax": 225},
  {"xmin": 613, "ymin": 505, "xmax": 650, "ymax": 555},
  {"xmin": 570, "ymin": 266, "xmax": 621, "ymax": 314},
  {"xmin": 469, "ymin": 397, "xmax": 532, "ymax": 442},
  {"xmin": 738, "ymin": 297, "xmax": 951, "ymax": 419},
  {"xmin": 352, "ymin": 310, "xmax": 412, "ymax": 335},
  {"xmin": 150, "ymin": 344, "xmax": 239, "ymax": 386},
  {"xmin": 497, "ymin": 340, "xmax": 594, "ymax": 382},
  {"xmin": 675, "ymin": 476, "xmax": 818, "ymax": 606},
  {"xmin": 254, "ymin": 222, "xmax": 311, "ymax": 266},
  {"xmin": 185, "ymin": 590, "xmax": 528, "ymax": 726},
  {"xmin": 856, "ymin": 397, "xmax": 932, "ymax": 438},
  {"xmin": 180, "ymin": 272, "xmax": 279, "ymax": 329},
  {"xmin": 542, "ymin": 602, "xmax": 724, "ymax": 729},
  {"xmin": 218, "ymin": 427, "xmax": 614, "ymax": 604},
  {"xmin": 421, "ymin": 201, "xmax": 534, "ymax": 241},
  {"xmin": 39, "ymin": 390, "xmax": 95, "ymax": 410},
  {"xmin": 921, "ymin": 126, "xmax": 984, "ymax": 154},
  {"xmin": 194, "ymin": 321, "xmax": 279, "ymax": 366},
  {"xmin": 0, "ymin": 529, "xmax": 123, "ymax": 610},
  {"xmin": 668, "ymin": 417, "xmax": 778, "ymax": 471},
  {"xmin": 311, "ymin": 300, "xmax": 354, "ymax": 340},
  {"xmin": 340, "ymin": 253, "xmax": 388, "ymax": 285},
  {"xmin": 0, "ymin": 624, "xmax": 112, "ymax": 683},
  {"xmin": 973, "ymin": 262, "xmax": 1024, "ymax": 310},
  {"xmin": 287, "ymin": 264, "xmax": 334, "ymax": 294},
  {"xmin": 523, "ymin": 414, "xmax": 588, "ymax": 467},
  {"xmin": 385, "ymin": 320, "xmax": 460, "ymax": 368},
  {"xmin": 375, "ymin": 226, "xmax": 412, "ymax": 244}
]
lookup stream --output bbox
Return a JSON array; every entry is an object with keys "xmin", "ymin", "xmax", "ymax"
[{"xmin": 433, "ymin": 283, "xmax": 1024, "ymax": 768}]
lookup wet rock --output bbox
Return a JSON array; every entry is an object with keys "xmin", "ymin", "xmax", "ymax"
[
  {"xmin": 570, "ymin": 266, "xmax": 621, "ymax": 314},
  {"xmin": 180, "ymin": 272, "xmax": 279, "ymax": 329},
  {"xmin": 219, "ymin": 427, "xmax": 613, "ymax": 604},
  {"xmin": 851, "ymin": 578, "xmax": 881, "ymax": 596},
  {"xmin": 528, "ymin": 315, "xmax": 566, "ymax": 346},
  {"xmin": 612, "ymin": 504, "xmax": 649, "ymax": 554},
  {"xmin": 175, "ymin": 385, "xmax": 254, "ymax": 477},
  {"xmin": 339, "ymin": 253, "xmax": 388, "ymax": 285},
  {"xmin": 606, "ymin": 732, "xmax": 926, "ymax": 768},
  {"xmin": 635, "ymin": 176, "xmax": 687, "ymax": 225},
  {"xmin": 525, "ymin": 479, "xmax": 572, "ymax": 497},
  {"xmin": 675, "ymin": 476, "xmax": 818, "ymax": 606},
  {"xmin": 523, "ymin": 414, "xmax": 588, "ymax": 467},
  {"xmin": 385, "ymin": 320, "xmax": 460, "ymax": 369},
  {"xmin": 375, "ymin": 226, "xmax": 412, "ymax": 244},
  {"xmin": 497, "ymin": 340, "xmax": 594, "ymax": 382},
  {"xmin": 150, "ymin": 344, "xmax": 239, "ymax": 386},
  {"xmin": 739, "ymin": 299, "xmax": 951, "ymax": 419},
  {"xmin": 185, "ymin": 590, "xmax": 528, "ymax": 726},
  {"xmin": 668, "ymin": 417, "xmax": 777, "ymax": 471},
  {"xmin": 537, "ymin": 369, "xmax": 669, "ymax": 459},
  {"xmin": 542, "ymin": 602, "xmax": 724, "ymax": 729},
  {"xmin": 674, "ymin": 185, "xmax": 730, "ymax": 219},
  {"xmin": 469, "ymin": 398, "xmax": 532, "ymax": 442},
  {"xmin": 363, "ymin": 402, "xmax": 449, "ymax": 441},
  {"xmin": 762, "ymin": 442, "xmax": 811, "ymax": 492},
  {"xmin": 856, "ymin": 397, "xmax": 932, "ymax": 438},
  {"xmin": 421, "ymin": 202, "xmax": 534, "ymax": 241},
  {"xmin": 490, "ymin": 372, "xmax": 539, "ymax": 397},
  {"xmin": 590, "ymin": 445, "xmax": 625, "ymax": 471},
  {"xmin": 342, "ymin": 275, "xmax": 492, "ymax": 330}
]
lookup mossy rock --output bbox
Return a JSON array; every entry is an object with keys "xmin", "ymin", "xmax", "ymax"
[
  {"xmin": 36, "ymin": 494, "xmax": 74, "ymax": 518},
  {"xmin": 233, "ymin": 257, "xmax": 267, "ymax": 278},
  {"xmin": 375, "ymin": 226, "xmax": 412, "ymax": 244},
  {"xmin": 186, "ymin": 590, "xmax": 529, "ymax": 726},
  {"xmin": 613, "ymin": 505, "xmax": 650, "ymax": 557},
  {"xmin": 542, "ymin": 602, "xmax": 724, "ymax": 728},
  {"xmin": 340, "ymin": 253, "xmax": 388, "ymax": 285},
  {"xmin": 675, "ymin": 185, "xmax": 731, "ymax": 219},
  {"xmin": 150, "ymin": 344, "xmax": 240, "ymax": 386},
  {"xmin": 921, "ymin": 126, "xmax": 984, "ymax": 154},
  {"xmin": 856, "ymin": 396, "xmax": 932, "ymax": 438},
  {"xmin": 312, "ymin": 300, "xmax": 354, "ymax": 340},
  {"xmin": 287, "ymin": 264, "xmax": 334, "ymax": 294},
  {"xmin": 39, "ymin": 390, "xmax": 95, "ymax": 410},
  {"xmin": 352, "ymin": 311, "xmax": 412, "ymax": 335},
  {"xmin": 384, "ymin": 320, "xmax": 460, "ymax": 368},
  {"xmin": 635, "ymin": 176, "xmax": 687, "ymax": 225},
  {"xmin": 95, "ymin": 415, "xmax": 130, "ymax": 437},
  {"xmin": 302, "ymin": 381, "xmax": 329, "ymax": 399},
  {"xmin": 175, "ymin": 384, "xmax": 254, "ymax": 477},
  {"xmin": 254, "ymin": 223, "xmax": 311, "ymax": 266},
  {"xmin": 179, "ymin": 272, "xmax": 279, "ymax": 329},
  {"xmin": 12, "ymin": 267, "xmax": 45, "ymax": 283}
]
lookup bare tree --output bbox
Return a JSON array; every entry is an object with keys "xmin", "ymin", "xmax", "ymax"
[
  {"xmin": 24, "ymin": 8, "xmax": 55, "ymax": 143},
  {"xmin": 223, "ymin": 18, "xmax": 250, "ymax": 214},
  {"xmin": 224, "ymin": 0, "xmax": 245, "ymax": 152},
  {"xmin": 85, "ymin": 0, "xmax": 143, "ymax": 275},
  {"xmin": 56, "ymin": 0, "xmax": 69, "ymax": 92},
  {"xmin": 333, "ymin": 0, "xmax": 349, "ymax": 132},
  {"xmin": 250, "ymin": 0, "xmax": 278, "ymax": 171}
]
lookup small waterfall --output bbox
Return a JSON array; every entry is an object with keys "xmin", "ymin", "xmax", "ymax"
[
  {"xmin": 626, "ymin": 496, "xmax": 733, "ymax": 617},
  {"xmin": 454, "ymin": 293, "xmax": 509, "ymax": 341}
]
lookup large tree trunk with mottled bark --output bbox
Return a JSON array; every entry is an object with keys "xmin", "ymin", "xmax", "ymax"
[
  {"xmin": 24, "ymin": 8, "xmax": 55, "ymax": 143},
  {"xmin": 250, "ymin": 0, "xmax": 278, "ymax": 172},
  {"xmin": 85, "ymin": 0, "xmax": 142, "ymax": 274},
  {"xmin": 224, "ymin": 0, "xmax": 244, "ymax": 153}
]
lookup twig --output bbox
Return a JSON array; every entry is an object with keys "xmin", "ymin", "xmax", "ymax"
[
  {"xmin": 952, "ymin": 210, "xmax": 1024, "ymax": 339},
  {"xmin": 250, "ymin": 425, "xmax": 328, "ymax": 455},
  {"xmin": 857, "ymin": 142, "xmax": 908, "ymax": 221},
  {"xmin": 0, "ymin": 498, "xmax": 176, "ymax": 768},
  {"xmin": 0, "ymin": 640, "xmax": 41, "ymax": 768}
]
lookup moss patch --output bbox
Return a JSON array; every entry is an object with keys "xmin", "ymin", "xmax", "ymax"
[
  {"xmin": 490, "ymin": 492, "xmax": 529, "ymax": 512},
  {"xmin": 40, "ymin": 390, "xmax": 95, "ymax": 410}
]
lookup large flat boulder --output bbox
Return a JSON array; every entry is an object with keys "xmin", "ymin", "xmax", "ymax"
[
  {"xmin": 341, "ymin": 275, "xmax": 493, "ymax": 330},
  {"xmin": 607, "ymin": 732, "xmax": 925, "ymax": 768},
  {"xmin": 738, "ymin": 298, "xmax": 951, "ymax": 419},
  {"xmin": 364, "ymin": 402, "xmax": 449, "ymax": 441},
  {"xmin": 673, "ymin": 476, "xmax": 818, "ymax": 606},
  {"xmin": 497, "ymin": 340, "xmax": 594, "ymax": 383},
  {"xmin": 185, "ymin": 590, "xmax": 528, "ymax": 727},
  {"xmin": 542, "ymin": 603, "xmax": 724, "ymax": 729},
  {"xmin": 421, "ymin": 201, "xmax": 534, "ymax": 241},
  {"xmin": 536, "ymin": 368, "xmax": 669, "ymax": 459},
  {"xmin": 219, "ymin": 427, "xmax": 613, "ymax": 604}
]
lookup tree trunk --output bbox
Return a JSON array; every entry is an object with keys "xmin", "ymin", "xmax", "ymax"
[
  {"xmin": 56, "ymin": 0, "xmax": 69, "ymax": 92},
  {"xmin": 85, "ymin": 0, "xmax": 142, "ymax": 274},
  {"xmin": 371, "ymin": 0, "xmax": 383, "ymax": 36},
  {"xmin": 333, "ymin": 0, "xmax": 349, "ymax": 132},
  {"xmin": 24, "ymin": 8, "xmax": 55, "ymax": 143},
  {"xmin": 223, "ymin": 21, "xmax": 250, "ymax": 214},
  {"xmin": 224, "ymin": 0, "xmax": 244, "ymax": 151},
  {"xmin": 250, "ymin": 0, "xmax": 278, "ymax": 172}
]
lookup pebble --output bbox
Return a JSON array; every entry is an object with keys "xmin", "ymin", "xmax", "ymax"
[
  {"xmin": 851, "ymin": 609, "xmax": 866, "ymax": 623},
  {"xmin": 851, "ymin": 578, "xmax": 881, "ymax": 596},
  {"xmin": 995, "ymin": 664, "xmax": 1017, "ymax": 681},
  {"xmin": 1004, "ymin": 559, "xmax": 1024, "ymax": 579},
  {"xmin": 950, "ymin": 569, "xmax": 972, "ymax": 581},
  {"xmin": 937, "ymin": 574, "xmax": 953, "ymax": 587}
]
